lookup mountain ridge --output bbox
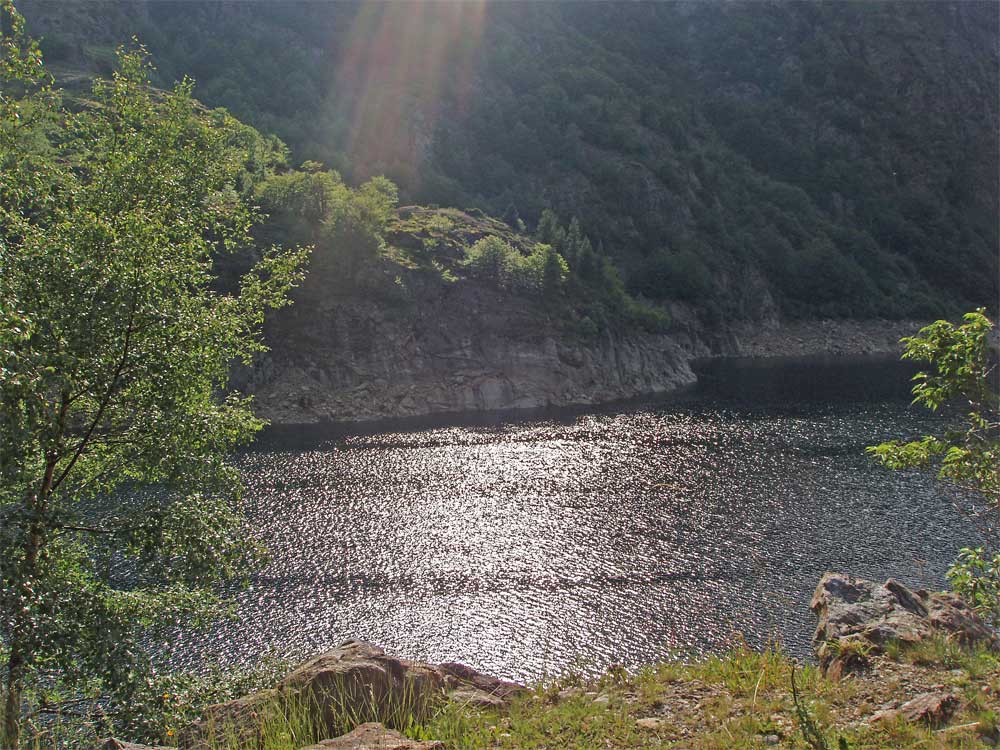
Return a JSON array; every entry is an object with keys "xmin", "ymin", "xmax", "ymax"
[{"xmin": 17, "ymin": 0, "xmax": 999, "ymax": 322}]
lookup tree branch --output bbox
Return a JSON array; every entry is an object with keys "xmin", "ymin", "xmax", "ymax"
[{"xmin": 51, "ymin": 275, "xmax": 140, "ymax": 493}]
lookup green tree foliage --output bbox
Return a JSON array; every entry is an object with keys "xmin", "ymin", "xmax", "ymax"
[
  {"xmin": 255, "ymin": 167, "xmax": 346, "ymax": 235},
  {"xmin": 532, "ymin": 210, "xmax": 670, "ymax": 333},
  {"xmin": 538, "ymin": 244, "xmax": 570, "ymax": 297},
  {"xmin": 632, "ymin": 247, "xmax": 714, "ymax": 304},
  {"xmin": 465, "ymin": 236, "xmax": 516, "ymax": 286},
  {"xmin": 536, "ymin": 209, "xmax": 566, "ymax": 250},
  {"xmin": 0, "ymin": 6, "xmax": 308, "ymax": 743},
  {"xmin": 337, "ymin": 174, "xmax": 399, "ymax": 260},
  {"xmin": 255, "ymin": 167, "xmax": 398, "ymax": 278},
  {"xmin": 868, "ymin": 311, "xmax": 1000, "ymax": 625},
  {"xmin": 463, "ymin": 236, "xmax": 567, "ymax": 298}
]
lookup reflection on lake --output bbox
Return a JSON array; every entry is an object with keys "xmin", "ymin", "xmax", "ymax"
[{"xmin": 179, "ymin": 355, "xmax": 973, "ymax": 681}]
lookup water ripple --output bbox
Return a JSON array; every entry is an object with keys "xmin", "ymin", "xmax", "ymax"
[{"xmin": 184, "ymin": 359, "xmax": 976, "ymax": 682}]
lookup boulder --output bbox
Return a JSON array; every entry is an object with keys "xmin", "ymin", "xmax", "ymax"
[
  {"xmin": 811, "ymin": 573, "xmax": 998, "ymax": 671},
  {"xmin": 635, "ymin": 717, "xmax": 668, "ymax": 731},
  {"xmin": 870, "ymin": 691, "xmax": 961, "ymax": 727},
  {"xmin": 297, "ymin": 722, "xmax": 442, "ymax": 750},
  {"xmin": 816, "ymin": 635, "xmax": 873, "ymax": 681},
  {"xmin": 280, "ymin": 640, "xmax": 445, "ymax": 737},
  {"xmin": 179, "ymin": 640, "xmax": 525, "ymax": 749},
  {"xmin": 445, "ymin": 684, "xmax": 507, "ymax": 709},
  {"xmin": 437, "ymin": 661, "xmax": 524, "ymax": 703}
]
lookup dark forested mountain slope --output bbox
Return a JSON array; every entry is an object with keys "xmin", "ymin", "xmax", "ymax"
[{"xmin": 20, "ymin": 0, "xmax": 999, "ymax": 321}]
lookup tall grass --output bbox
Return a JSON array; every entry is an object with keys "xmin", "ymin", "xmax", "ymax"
[{"xmin": 195, "ymin": 676, "xmax": 443, "ymax": 750}]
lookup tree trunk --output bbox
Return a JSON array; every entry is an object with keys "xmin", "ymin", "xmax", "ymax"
[
  {"xmin": 3, "ymin": 643, "xmax": 25, "ymax": 748},
  {"xmin": 3, "ymin": 512, "xmax": 43, "ymax": 750},
  {"xmin": 3, "ymin": 437, "xmax": 61, "ymax": 748}
]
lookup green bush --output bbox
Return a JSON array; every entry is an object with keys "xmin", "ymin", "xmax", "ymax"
[
  {"xmin": 869, "ymin": 311, "xmax": 999, "ymax": 625},
  {"xmin": 464, "ymin": 236, "xmax": 568, "ymax": 297},
  {"xmin": 948, "ymin": 548, "xmax": 1000, "ymax": 629},
  {"xmin": 255, "ymin": 167, "xmax": 399, "ymax": 276}
]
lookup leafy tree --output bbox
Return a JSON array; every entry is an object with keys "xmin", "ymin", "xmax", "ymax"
[
  {"xmin": 351, "ymin": 175, "xmax": 400, "ymax": 234},
  {"xmin": 535, "ymin": 209, "xmax": 566, "ymax": 251},
  {"xmin": 538, "ymin": 243, "xmax": 569, "ymax": 296},
  {"xmin": 256, "ymin": 166, "xmax": 346, "ymax": 229},
  {"xmin": 0, "ymin": 8, "xmax": 308, "ymax": 744},
  {"xmin": 464, "ymin": 235, "xmax": 517, "ymax": 288},
  {"xmin": 321, "ymin": 174, "xmax": 398, "ymax": 273},
  {"xmin": 868, "ymin": 310, "xmax": 999, "ymax": 624},
  {"xmin": 254, "ymin": 167, "xmax": 399, "ymax": 285},
  {"xmin": 463, "ymin": 236, "xmax": 568, "ymax": 298},
  {"xmin": 516, "ymin": 243, "xmax": 568, "ymax": 297}
]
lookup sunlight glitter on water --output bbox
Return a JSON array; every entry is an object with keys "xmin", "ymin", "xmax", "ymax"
[{"xmin": 180, "ymin": 357, "xmax": 974, "ymax": 681}]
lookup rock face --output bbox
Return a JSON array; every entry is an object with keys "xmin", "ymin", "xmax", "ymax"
[
  {"xmin": 297, "ymin": 722, "xmax": 443, "ymax": 750},
  {"xmin": 180, "ymin": 640, "xmax": 525, "ymax": 750},
  {"xmin": 236, "ymin": 273, "xmax": 705, "ymax": 424},
  {"xmin": 811, "ymin": 572, "xmax": 999, "ymax": 675}
]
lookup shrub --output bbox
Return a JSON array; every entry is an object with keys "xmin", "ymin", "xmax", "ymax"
[
  {"xmin": 869, "ymin": 310, "xmax": 999, "ymax": 625},
  {"xmin": 464, "ymin": 236, "xmax": 567, "ymax": 297}
]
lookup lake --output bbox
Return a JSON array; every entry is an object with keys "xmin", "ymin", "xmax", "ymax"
[{"xmin": 175, "ymin": 354, "xmax": 975, "ymax": 681}]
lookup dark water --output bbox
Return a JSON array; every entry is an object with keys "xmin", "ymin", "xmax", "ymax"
[{"xmin": 182, "ymin": 354, "xmax": 975, "ymax": 681}]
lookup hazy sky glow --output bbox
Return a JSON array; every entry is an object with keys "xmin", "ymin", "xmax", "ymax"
[{"xmin": 337, "ymin": 1, "xmax": 486, "ymax": 180}]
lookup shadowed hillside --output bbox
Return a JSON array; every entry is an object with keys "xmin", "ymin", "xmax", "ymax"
[{"xmin": 19, "ymin": 0, "xmax": 999, "ymax": 322}]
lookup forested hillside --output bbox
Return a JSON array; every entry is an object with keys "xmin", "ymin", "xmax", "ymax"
[{"xmin": 20, "ymin": 0, "xmax": 999, "ymax": 321}]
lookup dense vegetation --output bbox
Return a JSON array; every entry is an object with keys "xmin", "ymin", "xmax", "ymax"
[
  {"xmin": 0, "ymin": 4, "xmax": 307, "ymax": 744},
  {"xmin": 18, "ymin": 0, "xmax": 999, "ymax": 321}
]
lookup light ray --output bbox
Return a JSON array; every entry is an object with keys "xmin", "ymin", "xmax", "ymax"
[{"xmin": 336, "ymin": 1, "xmax": 487, "ymax": 185}]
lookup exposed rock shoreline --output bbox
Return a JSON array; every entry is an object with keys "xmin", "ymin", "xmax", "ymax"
[
  {"xmin": 726, "ymin": 318, "xmax": 928, "ymax": 359},
  {"xmin": 100, "ymin": 573, "xmax": 999, "ymax": 750},
  {"xmin": 241, "ymin": 307, "xmax": 928, "ymax": 425}
]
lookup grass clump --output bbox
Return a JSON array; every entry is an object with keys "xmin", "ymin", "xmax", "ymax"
[
  {"xmin": 416, "ymin": 642, "xmax": 998, "ymax": 750},
  {"xmin": 9, "ymin": 642, "xmax": 998, "ymax": 749}
]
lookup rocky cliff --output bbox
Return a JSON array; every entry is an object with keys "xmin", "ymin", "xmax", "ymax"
[
  {"xmin": 233, "ymin": 204, "xmax": 936, "ymax": 425},
  {"xmin": 238, "ymin": 280, "xmax": 703, "ymax": 424}
]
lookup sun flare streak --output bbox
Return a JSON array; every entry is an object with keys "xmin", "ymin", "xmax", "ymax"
[{"xmin": 336, "ymin": 1, "xmax": 486, "ymax": 182}]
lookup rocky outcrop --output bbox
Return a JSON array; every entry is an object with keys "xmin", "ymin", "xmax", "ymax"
[
  {"xmin": 811, "ymin": 572, "xmax": 999, "ymax": 676},
  {"xmin": 298, "ymin": 723, "xmax": 443, "ymax": 750},
  {"xmin": 870, "ymin": 691, "xmax": 961, "ymax": 728},
  {"xmin": 239, "ymin": 277, "xmax": 702, "ymax": 424},
  {"xmin": 180, "ymin": 640, "xmax": 525, "ymax": 750}
]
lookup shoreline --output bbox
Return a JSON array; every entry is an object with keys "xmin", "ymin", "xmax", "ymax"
[
  {"xmin": 723, "ymin": 318, "xmax": 926, "ymax": 359},
  {"xmin": 124, "ymin": 574, "xmax": 1000, "ymax": 749},
  {"xmin": 256, "ymin": 318, "xmax": 931, "ymax": 427}
]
